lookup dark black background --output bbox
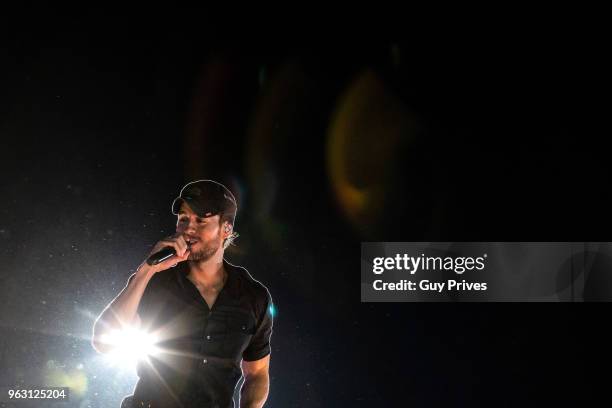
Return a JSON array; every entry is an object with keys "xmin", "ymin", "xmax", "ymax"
[{"xmin": 0, "ymin": 11, "xmax": 607, "ymax": 407}]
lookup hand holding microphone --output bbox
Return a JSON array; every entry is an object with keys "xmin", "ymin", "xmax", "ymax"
[{"xmin": 145, "ymin": 233, "xmax": 191, "ymax": 271}]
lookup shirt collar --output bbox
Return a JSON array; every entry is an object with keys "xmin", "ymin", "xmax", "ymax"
[{"xmin": 174, "ymin": 259, "xmax": 240, "ymax": 297}]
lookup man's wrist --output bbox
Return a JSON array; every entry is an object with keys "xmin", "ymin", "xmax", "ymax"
[{"xmin": 136, "ymin": 262, "xmax": 156, "ymax": 279}]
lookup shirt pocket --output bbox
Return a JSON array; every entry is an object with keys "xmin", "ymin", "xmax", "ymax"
[{"xmin": 222, "ymin": 311, "xmax": 255, "ymax": 358}]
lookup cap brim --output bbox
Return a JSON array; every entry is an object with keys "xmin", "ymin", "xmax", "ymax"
[{"xmin": 172, "ymin": 197, "xmax": 217, "ymax": 218}]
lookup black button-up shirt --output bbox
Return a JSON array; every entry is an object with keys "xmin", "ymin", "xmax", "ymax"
[{"xmin": 127, "ymin": 259, "xmax": 273, "ymax": 408}]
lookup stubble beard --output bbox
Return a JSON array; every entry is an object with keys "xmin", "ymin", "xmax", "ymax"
[{"xmin": 188, "ymin": 241, "xmax": 220, "ymax": 262}]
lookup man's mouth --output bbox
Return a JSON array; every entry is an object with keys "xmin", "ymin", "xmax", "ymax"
[{"xmin": 185, "ymin": 237, "xmax": 199, "ymax": 247}]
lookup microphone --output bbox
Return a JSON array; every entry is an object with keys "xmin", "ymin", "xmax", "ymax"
[{"xmin": 146, "ymin": 247, "xmax": 177, "ymax": 266}]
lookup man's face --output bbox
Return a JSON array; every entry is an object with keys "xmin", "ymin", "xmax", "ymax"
[{"xmin": 176, "ymin": 202, "xmax": 228, "ymax": 262}]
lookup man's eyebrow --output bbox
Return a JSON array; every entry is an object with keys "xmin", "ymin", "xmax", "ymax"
[{"xmin": 177, "ymin": 212, "xmax": 205, "ymax": 220}]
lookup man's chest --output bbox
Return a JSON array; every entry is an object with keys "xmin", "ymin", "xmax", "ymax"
[
  {"xmin": 192, "ymin": 285, "xmax": 221, "ymax": 310},
  {"xmin": 144, "ymin": 289, "xmax": 258, "ymax": 360}
]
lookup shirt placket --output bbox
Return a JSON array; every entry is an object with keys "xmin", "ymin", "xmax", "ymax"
[{"xmin": 199, "ymin": 292, "xmax": 227, "ymax": 366}]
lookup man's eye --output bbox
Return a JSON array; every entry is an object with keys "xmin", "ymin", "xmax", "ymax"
[{"xmin": 179, "ymin": 218, "xmax": 205, "ymax": 224}]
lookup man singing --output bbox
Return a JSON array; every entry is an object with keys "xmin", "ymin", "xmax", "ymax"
[{"xmin": 92, "ymin": 180, "xmax": 273, "ymax": 408}]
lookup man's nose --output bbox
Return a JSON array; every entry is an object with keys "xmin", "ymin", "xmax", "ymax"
[{"xmin": 177, "ymin": 220, "xmax": 196, "ymax": 233}]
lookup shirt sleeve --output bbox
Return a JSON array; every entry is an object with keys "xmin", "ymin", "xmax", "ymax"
[{"xmin": 242, "ymin": 291, "xmax": 273, "ymax": 362}]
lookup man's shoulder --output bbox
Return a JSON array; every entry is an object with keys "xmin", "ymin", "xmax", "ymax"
[
  {"xmin": 226, "ymin": 260, "xmax": 272, "ymax": 303},
  {"xmin": 128, "ymin": 268, "xmax": 170, "ymax": 287},
  {"xmin": 153, "ymin": 267, "xmax": 180, "ymax": 282},
  {"xmin": 126, "ymin": 268, "xmax": 174, "ymax": 287},
  {"xmin": 140, "ymin": 268, "xmax": 181, "ymax": 294}
]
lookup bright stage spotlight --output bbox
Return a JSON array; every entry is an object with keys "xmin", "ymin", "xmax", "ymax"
[{"xmin": 99, "ymin": 328, "xmax": 160, "ymax": 369}]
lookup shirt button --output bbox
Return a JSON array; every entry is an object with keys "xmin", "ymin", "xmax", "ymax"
[
  {"xmin": 206, "ymin": 335, "xmax": 211, "ymax": 340},
  {"xmin": 202, "ymin": 359, "xmax": 208, "ymax": 364}
]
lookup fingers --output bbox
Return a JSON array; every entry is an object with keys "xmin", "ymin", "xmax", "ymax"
[
  {"xmin": 174, "ymin": 235, "xmax": 188, "ymax": 257},
  {"xmin": 146, "ymin": 234, "xmax": 192, "ymax": 272},
  {"xmin": 157, "ymin": 235, "xmax": 189, "ymax": 257},
  {"xmin": 153, "ymin": 249, "xmax": 190, "ymax": 271},
  {"xmin": 170, "ymin": 248, "xmax": 191, "ymax": 268}
]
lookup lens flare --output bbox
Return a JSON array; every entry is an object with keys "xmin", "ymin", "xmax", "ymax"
[
  {"xmin": 268, "ymin": 303, "xmax": 277, "ymax": 318},
  {"xmin": 326, "ymin": 70, "xmax": 417, "ymax": 237},
  {"xmin": 100, "ymin": 328, "xmax": 160, "ymax": 369},
  {"xmin": 44, "ymin": 361, "xmax": 88, "ymax": 397}
]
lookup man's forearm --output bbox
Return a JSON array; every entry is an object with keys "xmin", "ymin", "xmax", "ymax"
[
  {"xmin": 240, "ymin": 373, "xmax": 269, "ymax": 408},
  {"xmin": 91, "ymin": 263, "xmax": 154, "ymax": 352}
]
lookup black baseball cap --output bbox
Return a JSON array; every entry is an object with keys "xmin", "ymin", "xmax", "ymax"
[{"xmin": 171, "ymin": 180, "xmax": 238, "ymax": 224}]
